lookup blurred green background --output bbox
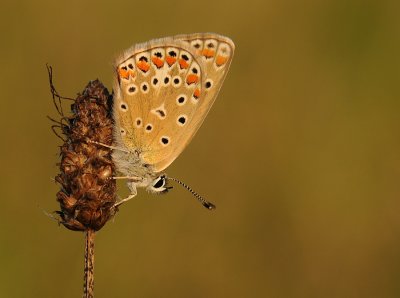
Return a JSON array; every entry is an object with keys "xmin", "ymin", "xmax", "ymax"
[{"xmin": 1, "ymin": 0, "xmax": 399, "ymax": 297}]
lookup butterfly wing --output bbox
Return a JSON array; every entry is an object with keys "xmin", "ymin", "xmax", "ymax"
[
  {"xmin": 113, "ymin": 33, "xmax": 234, "ymax": 172},
  {"xmin": 168, "ymin": 33, "xmax": 235, "ymax": 167}
]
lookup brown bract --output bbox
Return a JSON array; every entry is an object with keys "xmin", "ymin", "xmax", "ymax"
[{"xmin": 55, "ymin": 80, "xmax": 117, "ymax": 231}]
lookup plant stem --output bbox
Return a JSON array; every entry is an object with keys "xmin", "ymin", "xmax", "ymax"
[{"xmin": 83, "ymin": 229, "xmax": 95, "ymax": 298}]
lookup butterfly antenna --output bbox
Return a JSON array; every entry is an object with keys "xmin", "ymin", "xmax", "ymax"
[{"xmin": 168, "ymin": 177, "xmax": 216, "ymax": 210}]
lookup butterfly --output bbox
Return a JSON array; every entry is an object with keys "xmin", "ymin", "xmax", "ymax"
[{"xmin": 108, "ymin": 33, "xmax": 234, "ymax": 210}]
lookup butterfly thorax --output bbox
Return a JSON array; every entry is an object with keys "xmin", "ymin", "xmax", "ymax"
[
  {"xmin": 112, "ymin": 148, "xmax": 157, "ymax": 185},
  {"xmin": 112, "ymin": 147, "xmax": 170, "ymax": 194}
]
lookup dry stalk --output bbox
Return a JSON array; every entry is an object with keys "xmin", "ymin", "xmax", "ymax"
[{"xmin": 48, "ymin": 65, "xmax": 117, "ymax": 297}]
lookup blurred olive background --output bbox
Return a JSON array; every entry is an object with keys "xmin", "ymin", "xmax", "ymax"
[{"xmin": 1, "ymin": 0, "xmax": 399, "ymax": 297}]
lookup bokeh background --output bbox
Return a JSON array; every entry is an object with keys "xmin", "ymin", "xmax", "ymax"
[{"xmin": 1, "ymin": 0, "xmax": 399, "ymax": 297}]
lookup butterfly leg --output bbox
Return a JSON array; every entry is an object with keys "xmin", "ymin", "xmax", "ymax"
[
  {"xmin": 88, "ymin": 140, "xmax": 129, "ymax": 153},
  {"xmin": 114, "ymin": 181, "xmax": 139, "ymax": 207},
  {"xmin": 112, "ymin": 176, "xmax": 141, "ymax": 181}
]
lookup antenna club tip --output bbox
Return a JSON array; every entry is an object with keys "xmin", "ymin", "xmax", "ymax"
[
  {"xmin": 169, "ymin": 177, "xmax": 216, "ymax": 210},
  {"xmin": 204, "ymin": 202, "xmax": 217, "ymax": 211}
]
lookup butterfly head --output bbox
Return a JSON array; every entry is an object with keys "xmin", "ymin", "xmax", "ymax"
[{"xmin": 147, "ymin": 174, "xmax": 172, "ymax": 194}]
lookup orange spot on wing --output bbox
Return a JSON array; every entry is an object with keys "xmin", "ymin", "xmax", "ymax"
[
  {"xmin": 137, "ymin": 61, "xmax": 150, "ymax": 72},
  {"xmin": 179, "ymin": 59, "xmax": 189, "ymax": 69},
  {"xmin": 186, "ymin": 74, "xmax": 199, "ymax": 85},
  {"xmin": 202, "ymin": 49, "xmax": 215, "ymax": 58},
  {"xmin": 216, "ymin": 55, "xmax": 228, "ymax": 66},
  {"xmin": 166, "ymin": 56, "xmax": 176, "ymax": 66},
  {"xmin": 193, "ymin": 88, "xmax": 201, "ymax": 99},
  {"xmin": 152, "ymin": 57, "xmax": 164, "ymax": 68},
  {"xmin": 118, "ymin": 68, "xmax": 130, "ymax": 79}
]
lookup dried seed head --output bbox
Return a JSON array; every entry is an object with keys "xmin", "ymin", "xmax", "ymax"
[{"xmin": 53, "ymin": 80, "xmax": 117, "ymax": 231}]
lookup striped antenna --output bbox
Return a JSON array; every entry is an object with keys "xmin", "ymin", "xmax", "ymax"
[{"xmin": 168, "ymin": 177, "xmax": 216, "ymax": 210}]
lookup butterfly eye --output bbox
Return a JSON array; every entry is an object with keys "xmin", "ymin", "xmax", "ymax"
[
  {"xmin": 147, "ymin": 175, "xmax": 170, "ymax": 194},
  {"xmin": 153, "ymin": 176, "xmax": 165, "ymax": 189}
]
